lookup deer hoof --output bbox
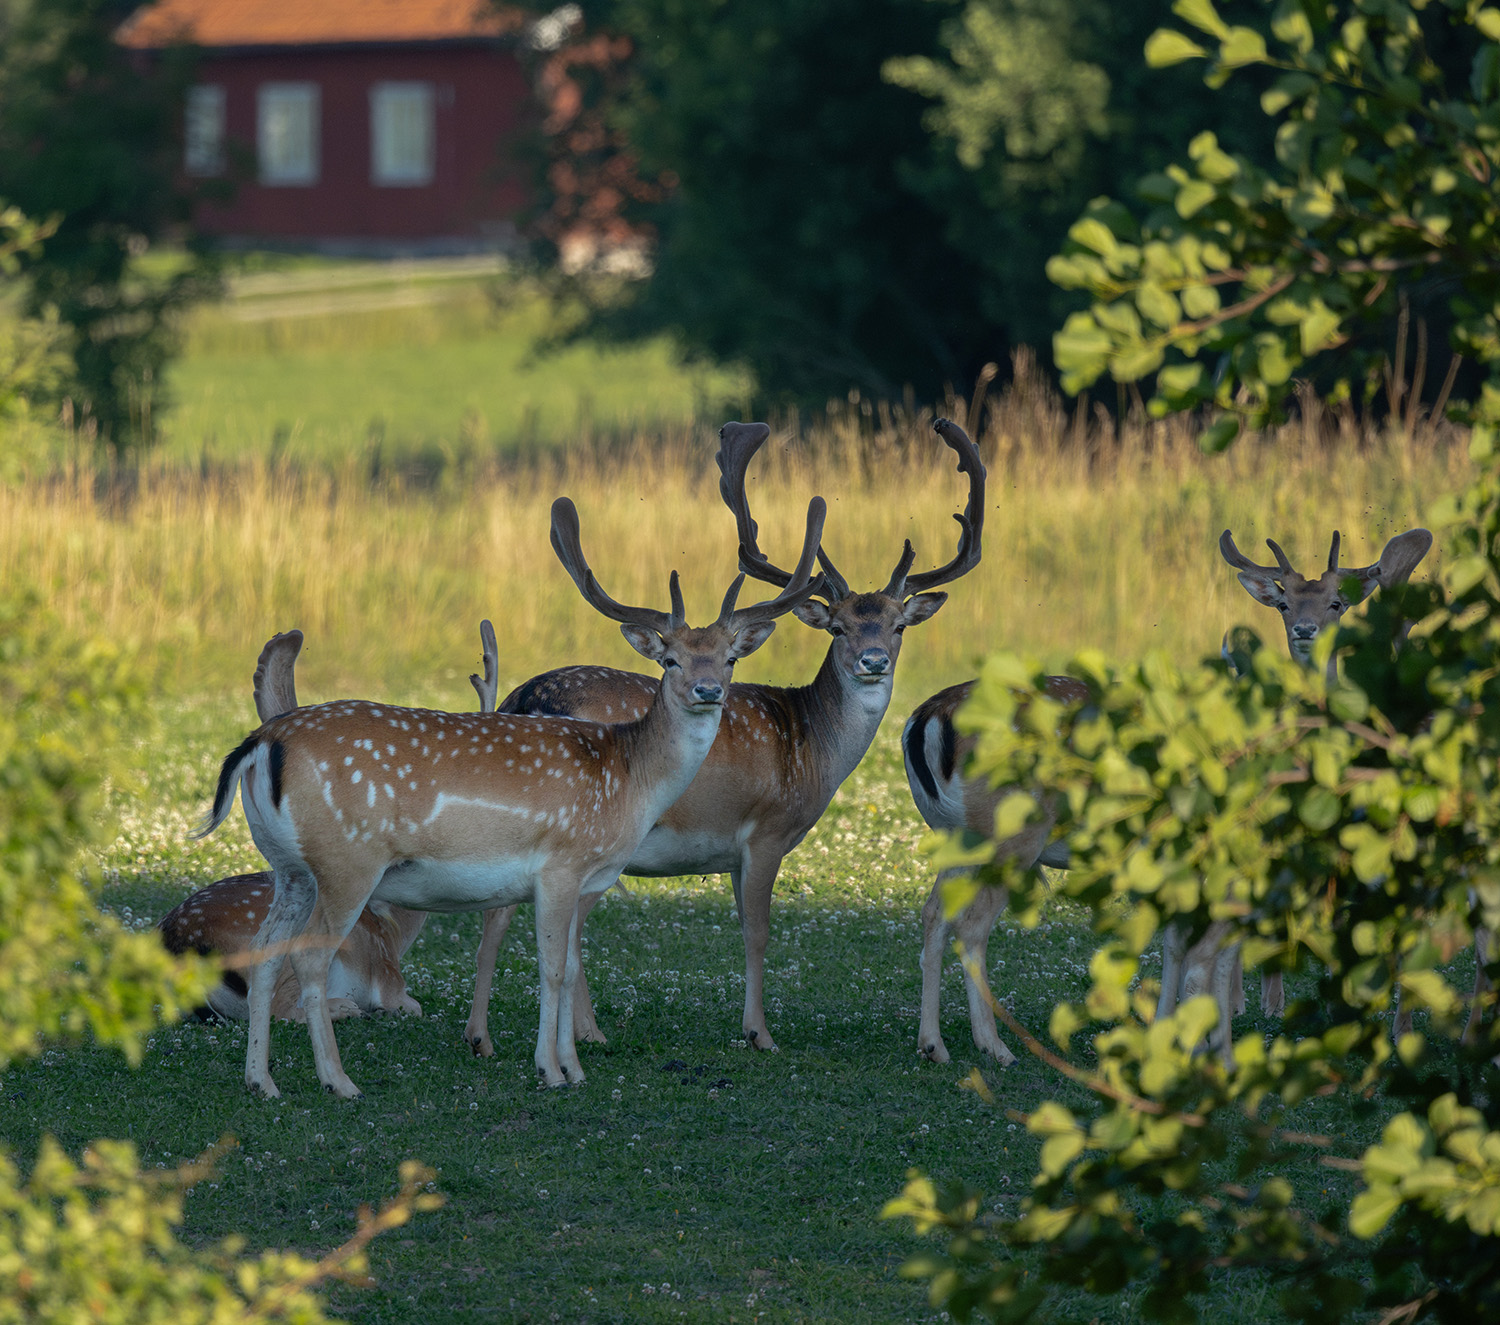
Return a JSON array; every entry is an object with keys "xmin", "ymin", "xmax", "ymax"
[{"xmin": 920, "ymin": 1041, "xmax": 951, "ymax": 1065}]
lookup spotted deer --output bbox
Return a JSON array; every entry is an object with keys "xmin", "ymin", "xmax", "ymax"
[
  {"xmin": 159, "ymin": 628, "xmax": 472, "ymax": 1024},
  {"xmin": 193, "ymin": 494, "xmax": 825, "ymax": 1096},
  {"xmin": 462, "ymin": 417, "xmax": 987, "ymax": 1058},
  {"xmin": 1151, "ymin": 525, "xmax": 1438, "ymax": 1063}
]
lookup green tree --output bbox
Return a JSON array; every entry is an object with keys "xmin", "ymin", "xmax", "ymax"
[
  {"xmin": 0, "ymin": 0, "xmax": 221, "ymax": 449},
  {"xmin": 1046, "ymin": 0, "xmax": 1500, "ymax": 449},
  {"xmin": 883, "ymin": 0, "xmax": 1274, "ymax": 387}
]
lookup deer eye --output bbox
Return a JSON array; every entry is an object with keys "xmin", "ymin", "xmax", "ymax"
[
  {"xmin": 1275, "ymin": 600, "xmax": 1289, "ymax": 613},
  {"xmin": 663, "ymin": 656, "xmax": 681, "ymax": 670},
  {"xmin": 829, "ymin": 626, "xmax": 845, "ymax": 637},
  {"xmin": 894, "ymin": 624, "xmax": 906, "ymax": 634},
  {"xmin": 1330, "ymin": 599, "xmax": 1345, "ymax": 614}
]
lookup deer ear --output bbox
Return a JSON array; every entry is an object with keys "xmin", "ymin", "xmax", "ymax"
[
  {"xmin": 1235, "ymin": 570, "xmax": 1282, "ymax": 608},
  {"xmin": 620, "ymin": 624, "xmax": 666, "ymax": 662},
  {"xmin": 792, "ymin": 600, "xmax": 834, "ymax": 630},
  {"xmin": 1375, "ymin": 528, "xmax": 1434, "ymax": 587},
  {"xmin": 900, "ymin": 592, "xmax": 948, "ymax": 627},
  {"xmin": 730, "ymin": 620, "xmax": 777, "ymax": 660}
]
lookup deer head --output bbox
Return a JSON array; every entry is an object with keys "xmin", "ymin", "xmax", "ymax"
[
  {"xmin": 1220, "ymin": 526, "xmax": 1433, "ymax": 674},
  {"xmin": 715, "ymin": 416, "xmax": 982, "ymax": 699}
]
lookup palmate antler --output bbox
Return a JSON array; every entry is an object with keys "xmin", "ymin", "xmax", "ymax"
[
  {"xmin": 715, "ymin": 416, "xmax": 986, "ymax": 601},
  {"xmin": 549, "ymin": 492, "xmax": 826, "ymax": 633}
]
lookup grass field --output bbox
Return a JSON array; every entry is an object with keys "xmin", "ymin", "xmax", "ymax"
[
  {"xmin": 5, "ymin": 700, "xmax": 1410, "ymax": 1325},
  {"xmin": 1, "ymin": 264, "xmax": 1483, "ymax": 1321},
  {"xmin": 159, "ymin": 261, "xmax": 749, "ymax": 464}
]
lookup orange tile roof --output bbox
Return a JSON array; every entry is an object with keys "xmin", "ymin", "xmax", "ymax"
[{"xmin": 118, "ymin": 0, "xmax": 519, "ymax": 49}]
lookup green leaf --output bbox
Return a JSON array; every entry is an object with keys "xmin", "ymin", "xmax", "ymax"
[
  {"xmin": 1172, "ymin": 0, "xmax": 1229, "ymax": 39},
  {"xmin": 1349, "ymin": 1186, "xmax": 1403, "ymax": 1238},
  {"xmin": 1300, "ymin": 300, "xmax": 1344, "ymax": 355},
  {"xmin": 1145, "ymin": 29, "xmax": 1209, "ymax": 67},
  {"xmin": 1478, "ymin": 9, "xmax": 1500, "ymax": 41},
  {"xmin": 1298, "ymin": 786, "xmax": 1342, "ymax": 831},
  {"xmin": 1199, "ymin": 415, "xmax": 1241, "ymax": 452},
  {"xmin": 1219, "ymin": 26, "xmax": 1269, "ymax": 68},
  {"xmin": 1176, "ymin": 178, "xmax": 1218, "ymax": 218}
]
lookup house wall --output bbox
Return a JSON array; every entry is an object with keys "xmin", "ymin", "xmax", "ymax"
[{"xmin": 193, "ymin": 43, "xmax": 532, "ymax": 246}]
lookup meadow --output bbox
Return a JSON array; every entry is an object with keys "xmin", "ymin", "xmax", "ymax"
[{"xmin": 0, "ymin": 266, "xmax": 1479, "ymax": 1322}]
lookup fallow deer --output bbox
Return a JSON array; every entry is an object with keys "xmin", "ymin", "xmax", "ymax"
[
  {"xmin": 159, "ymin": 629, "xmax": 449, "ymax": 1024},
  {"xmin": 903, "ymin": 676, "xmax": 1082, "ymax": 1065},
  {"xmin": 1150, "ymin": 525, "xmax": 1437, "ymax": 1063},
  {"xmin": 194, "ymin": 495, "xmax": 825, "ymax": 1097},
  {"xmin": 462, "ymin": 417, "xmax": 986, "ymax": 1057}
]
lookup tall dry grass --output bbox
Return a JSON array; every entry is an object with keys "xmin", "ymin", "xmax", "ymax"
[{"xmin": 1, "ymin": 371, "xmax": 1468, "ymax": 711}]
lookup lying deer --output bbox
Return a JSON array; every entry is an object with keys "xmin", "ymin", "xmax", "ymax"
[
  {"xmin": 1153, "ymin": 525, "xmax": 1436, "ymax": 1063},
  {"xmin": 462, "ymin": 417, "xmax": 987, "ymax": 1057},
  {"xmin": 194, "ymin": 494, "xmax": 824, "ymax": 1096}
]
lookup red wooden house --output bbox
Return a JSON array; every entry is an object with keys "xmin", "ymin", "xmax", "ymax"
[{"xmin": 118, "ymin": 0, "xmax": 537, "ymax": 251}]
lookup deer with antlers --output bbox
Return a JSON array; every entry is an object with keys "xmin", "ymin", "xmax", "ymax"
[
  {"xmin": 1146, "ymin": 525, "xmax": 1438, "ymax": 1064},
  {"xmin": 459, "ymin": 417, "xmax": 986, "ymax": 1058},
  {"xmin": 193, "ymin": 495, "xmax": 825, "ymax": 1097}
]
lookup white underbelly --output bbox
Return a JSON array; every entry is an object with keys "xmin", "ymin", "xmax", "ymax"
[
  {"xmin": 625, "ymin": 825, "xmax": 743, "ymax": 878},
  {"xmin": 371, "ymin": 853, "xmax": 547, "ymax": 912}
]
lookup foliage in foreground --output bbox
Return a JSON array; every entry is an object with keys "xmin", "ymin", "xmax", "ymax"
[
  {"xmin": 1049, "ymin": 0, "xmax": 1500, "ymax": 449},
  {"xmin": 0, "ymin": 589, "xmax": 440, "ymax": 1321},
  {"xmin": 885, "ymin": 434, "xmax": 1500, "ymax": 1321}
]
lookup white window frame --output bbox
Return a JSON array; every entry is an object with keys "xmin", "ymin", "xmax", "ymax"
[
  {"xmin": 257, "ymin": 82, "xmax": 320, "ymax": 186},
  {"xmin": 184, "ymin": 84, "xmax": 226, "ymax": 176},
  {"xmin": 370, "ymin": 81, "xmax": 435, "ymax": 187}
]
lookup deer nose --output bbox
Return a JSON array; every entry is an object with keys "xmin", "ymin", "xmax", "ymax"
[
  {"xmin": 1291, "ymin": 622, "xmax": 1319, "ymax": 640},
  {"xmin": 691, "ymin": 680, "xmax": 723, "ymax": 705},
  {"xmin": 856, "ymin": 649, "xmax": 890, "ymax": 677}
]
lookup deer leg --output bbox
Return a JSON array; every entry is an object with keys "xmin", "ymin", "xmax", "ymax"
[
  {"xmin": 286, "ymin": 878, "xmax": 372, "ymax": 1100},
  {"xmin": 570, "ymin": 888, "xmax": 608, "ymax": 1044},
  {"xmin": 465, "ymin": 904, "xmax": 519, "ymax": 1057},
  {"xmin": 244, "ymin": 863, "xmax": 316, "ymax": 1099},
  {"xmin": 534, "ymin": 878, "xmax": 580, "ymax": 1087},
  {"xmin": 1463, "ymin": 926, "xmax": 1493, "ymax": 1044},
  {"xmin": 918, "ymin": 871, "xmax": 955, "ymax": 1063},
  {"xmin": 954, "ymin": 883, "xmax": 1016, "ymax": 1066},
  {"xmin": 1210, "ymin": 941, "xmax": 1240, "ymax": 1071},
  {"xmin": 734, "ymin": 846, "xmax": 784, "ymax": 1051},
  {"xmin": 1260, "ymin": 968, "xmax": 1283, "ymax": 1018},
  {"xmin": 1156, "ymin": 922, "xmax": 1187, "ymax": 1021}
]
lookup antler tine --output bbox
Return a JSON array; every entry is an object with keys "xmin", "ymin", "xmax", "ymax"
[
  {"xmin": 1264, "ymin": 538, "xmax": 1295, "ymax": 574},
  {"xmin": 729, "ymin": 496, "xmax": 828, "ymax": 627},
  {"xmin": 715, "ymin": 420, "xmax": 796, "ymax": 589},
  {"xmin": 882, "ymin": 539, "xmax": 917, "ymax": 598},
  {"xmin": 1326, "ymin": 530, "xmax": 1341, "ymax": 573},
  {"xmin": 469, "ymin": 619, "xmax": 500, "ymax": 712},
  {"xmin": 816, "ymin": 547, "xmax": 851, "ymax": 601},
  {"xmin": 1219, "ymin": 529, "xmax": 1281, "ymax": 574},
  {"xmin": 715, "ymin": 573, "xmax": 747, "ymax": 626},
  {"xmin": 902, "ymin": 416, "xmax": 988, "ymax": 594},
  {"xmin": 549, "ymin": 497, "xmax": 675, "ymax": 633},
  {"xmin": 668, "ymin": 571, "xmax": 686, "ymax": 630}
]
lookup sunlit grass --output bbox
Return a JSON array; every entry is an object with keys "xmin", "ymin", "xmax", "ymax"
[{"xmin": 2, "ymin": 381, "xmax": 1468, "ymax": 706}]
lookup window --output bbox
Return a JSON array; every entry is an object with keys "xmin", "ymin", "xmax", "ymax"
[
  {"xmin": 370, "ymin": 82, "xmax": 434, "ymax": 186},
  {"xmin": 184, "ymin": 84, "xmax": 225, "ymax": 176},
  {"xmin": 257, "ymin": 83, "xmax": 319, "ymax": 185}
]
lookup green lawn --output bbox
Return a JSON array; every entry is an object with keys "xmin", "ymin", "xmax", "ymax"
[
  {"xmin": 0, "ymin": 690, "xmax": 1414, "ymax": 1325},
  {"xmin": 159, "ymin": 260, "xmax": 749, "ymax": 464}
]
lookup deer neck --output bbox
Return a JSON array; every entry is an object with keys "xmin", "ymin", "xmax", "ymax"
[
  {"xmin": 792, "ymin": 643, "xmax": 894, "ymax": 791},
  {"xmin": 614, "ymin": 679, "xmax": 726, "ymax": 818}
]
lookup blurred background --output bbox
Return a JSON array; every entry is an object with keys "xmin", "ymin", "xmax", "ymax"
[{"xmin": 0, "ymin": 0, "xmax": 1460, "ymax": 701}]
